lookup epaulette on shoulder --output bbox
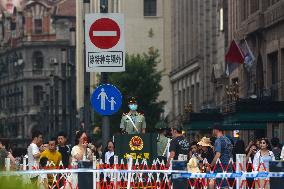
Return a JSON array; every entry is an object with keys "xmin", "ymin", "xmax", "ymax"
[{"xmin": 138, "ymin": 112, "xmax": 144, "ymax": 116}]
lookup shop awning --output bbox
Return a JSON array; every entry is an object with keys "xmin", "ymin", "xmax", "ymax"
[
  {"xmin": 227, "ymin": 112, "xmax": 284, "ymax": 123},
  {"xmin": 183, "ymin": 100, "xmax": 284, "ymax": 131},
  {"xmin": 184, "ymin": 121, "xmax": 266, "ymax": 130}
]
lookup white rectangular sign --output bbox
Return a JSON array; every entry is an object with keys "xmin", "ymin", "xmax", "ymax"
[{"xmin": 85, "ymin": 13, "xmax": 125, "ymax": 72}]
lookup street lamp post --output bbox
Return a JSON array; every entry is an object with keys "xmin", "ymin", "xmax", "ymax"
[
  {"xmin": 69, "ymin": 26, "xmax": 76, "ymax": 144},
  {"xmin": 61, "ymin": 49, "xmax": 67, "ymax": 136}
]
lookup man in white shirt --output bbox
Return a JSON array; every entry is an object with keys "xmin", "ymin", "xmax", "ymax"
[{"xmin": 27, "ymin": 130, "xmax": 43, "ymax": 170}]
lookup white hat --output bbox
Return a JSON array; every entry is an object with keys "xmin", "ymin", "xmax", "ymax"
[{"xmin": 197, "ymin": 137, "xmax": 212, "ymax": 147}]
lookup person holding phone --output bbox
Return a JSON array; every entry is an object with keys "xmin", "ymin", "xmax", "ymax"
[
  {"xmin": 71, "ymin": 131, "xmax": 93, "ymax": 162},
  {"xmin": 70, "ymin": 131, "xmax": 93, "ymax": 189},
  {"xmin": 246, "ymin": 143, "xmax": 257, "ymax": 162}
]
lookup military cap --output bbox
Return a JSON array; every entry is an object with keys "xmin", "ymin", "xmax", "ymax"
[
  {"xmin": 171, "ymin": 124, "xmax": 183, "ymax": 132},
  {"xmin": 155, "ymin": 121, "xmax": 168, "ymax": 129},
  {"xmin": 128, "ymin": 97, "xmax": 137, "ymax": 104}
]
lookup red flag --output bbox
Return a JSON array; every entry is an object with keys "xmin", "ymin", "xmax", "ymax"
[{"xmin": 225, "ymin": 40, "xmax": 245, "ymax": 63}]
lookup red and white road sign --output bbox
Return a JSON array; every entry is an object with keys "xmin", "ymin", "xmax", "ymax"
[
  {"xmin": 89, "ymin": 18, "xmax": 121, "ymax": 49},
  {"xmin": 85, "ymin": 14, "xmax": 125, "ymax": 72}
]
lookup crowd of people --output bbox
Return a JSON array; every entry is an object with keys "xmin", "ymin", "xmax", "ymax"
[
  {"xmin": 164, "ymin": 124, "xmax": 284, "ymax": 166},
  {"xmin": 1, "ymin": 124, "xmax": 284, "ymax": 189},
  {"xmin": 27, "ymin": 130, "xmax": 114, "ymax": 169},
  {"xmin": 0, "ymin": 130, "xmax": 114, "ymax": 188},
  {"xmin": 166, "ymin": 124, "xmax": 284, "ymax": 189}
]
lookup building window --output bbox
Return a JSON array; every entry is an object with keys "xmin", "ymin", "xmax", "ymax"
[
  {"xmin": 263, "ymin": 0, "xmax": 270, "ymax": 9},
  {"xmin": 144, "ymin": 0, "xmax": 157, "ymax": 16},
  {"xmin": 256, "ymin": 54, "xmax": 264, "ymax": 97},
  {"xmin": 191, "ymin": 85, "xmax": 194, "ymax": 111},
  {"xmin": 272, "ymin": 0, "xmax": 280, "ymax": 5},
  {"xmin": 32, "ymin": 51, "xmax": 44, "ymax": 73},
  {"xmin": 182, "ymin": 88, "xmax": 186, "ymax": 113},
  {"xmin": 8, "ymin": 123, "xmax": 18, "ymax": 138},
  {"xmin": 0, "ymin": 123, "xmax": 3, "ymax": 137},
  {"xmin": 196, "ymin": 83, "xmax": 199, "ymax": 110},
  {"xmin": 272, "ymin": 124, "xmax": 280, "ymax": 138},
  {"xmin": 0, "ymin": 91, "xmax": 2, "ymax": 109},
  {"xmin": 250, "ymin": 0, "xmax": 259, "ymax": 14},
  {"xmin": 6, "ymin": 90, "xmax": 9, "ymax": 109},
  {"xmin": 241, "ymin": 0, "xmax": 249, "ymax": 21},
  {"xmin": 20, "ymin": 87, "xmax": 23, "ymax": 109},
  {"xmin": 34, "ymin": 19, "xmax": 42, "ymax": 34},
  {"xmin": 178, "ymin": 90, "xmax": 181, "ymax": 115},
  {"xmin": 100, "ymin": 0, "xmax": 108, "ymax": 12},
  {"xmin": 33, "ymin": 86, "xmax": 43, "ymax": 105},
  {"xmin": 268, "ymin": 52, "xmax": 278, "ymax": 100},
  {"xmin": 262, "ymin": 0, "xmax": 279, "ymax": 9}
]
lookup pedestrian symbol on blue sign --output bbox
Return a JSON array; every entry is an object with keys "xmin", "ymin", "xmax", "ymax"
[{"xmin": 91, "ymin": 84, "xmax": 122, "ymax": 115}]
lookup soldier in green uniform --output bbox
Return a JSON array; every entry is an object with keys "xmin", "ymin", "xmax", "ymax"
[
  {"xmin": 120, "ymin": 97, "xmax": 146, "ymax": 134},
  {"xmin": 156, "ymin": 121, "xmax": 170, "ymax": 162}
]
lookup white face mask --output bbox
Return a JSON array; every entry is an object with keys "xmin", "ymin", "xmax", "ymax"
[{"xmin": 129, "ymin": 104, "xmax": 138, "ymax": 111}]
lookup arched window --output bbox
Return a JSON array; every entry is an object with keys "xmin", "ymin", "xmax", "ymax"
[
  {"xmin": 256, "ymin": 54, "xmax": 264, "ymax": 97},
  {"xmin": 32, "ymin": 51, "xmax": 43, "ymax": 73},
  {"xmin": 34, "ymin": 19, "xmax": 42, "ymax": 34}
]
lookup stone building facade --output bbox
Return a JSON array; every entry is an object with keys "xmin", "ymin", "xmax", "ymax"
[
  {"xmin": 170, "ymin": 0, "xmax": 225, "ymax": 124},
  {"xmin": 229, "ymin": 0, "xmax": 284, "ymax": 140},
  {"xmin": 0, "ymin": 0, "xmax": 76, "ymax": 145}
]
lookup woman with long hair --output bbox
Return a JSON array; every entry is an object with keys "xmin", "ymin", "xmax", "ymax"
[
  {"xmin": 253, "ymin": 138, "xmax": 275, "ymax": 189},
  {"xmin": 104, "ymin": 140, "xmax": 115, "ymax": 165},
  {"xmin": 71, "ymin": 130, "xmax": 93, "ymax": 162},
  {"xmin": 69, "ymin": 131, "xmax": 93, "ymax": 188}
]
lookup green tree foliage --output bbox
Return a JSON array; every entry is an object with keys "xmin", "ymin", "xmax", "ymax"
[{"xmin": 95, "ymin": 49, "xmax": 165, "ymax": 134}]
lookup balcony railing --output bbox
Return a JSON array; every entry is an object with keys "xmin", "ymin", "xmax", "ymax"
[
  {"xmin": 264, "ymin": 1, "xmax": 284, "ymax": 27},
  {"xmin": 0, "ymin": 69, "xmax": 55, "ymax": 85},
  {"xmin": 220, "ymin": 101, "xmax": 237, "ymax": 114}
]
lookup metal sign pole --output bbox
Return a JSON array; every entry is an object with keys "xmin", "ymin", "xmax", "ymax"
[
  {"xmin": 85, "ymin": 1, "xmax": 124, "ymax": 147},
  {"xmin": 101, "ymin": 1, "xmax": 110, "ymax": 148},
  {"xmin": 83, "ymin": 0, "xmax": 91, "ymax": 135}
]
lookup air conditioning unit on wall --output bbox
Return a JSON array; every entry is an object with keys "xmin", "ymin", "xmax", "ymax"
[{"xmin": 50, "ymin": 58, "xmax": 58, "ymax": 64}]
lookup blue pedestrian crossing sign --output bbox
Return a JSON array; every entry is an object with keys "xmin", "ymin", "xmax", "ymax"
[{"xmin": 91, "ymin": 84, "xmax": 122, "ymax": 115}]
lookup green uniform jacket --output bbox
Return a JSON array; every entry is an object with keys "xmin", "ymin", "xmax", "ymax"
[
  {"xmin": 120, "ymin": 112, "xmax": 146, "ymax": 134},
  {"xmin": 157, "ymin": 134, "xmax": 169, "ymax": 157}
]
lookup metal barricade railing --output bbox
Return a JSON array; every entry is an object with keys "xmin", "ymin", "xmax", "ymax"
[{"xmin": 1, "ymin": 154, "xmax": 282, "ymax": 189}]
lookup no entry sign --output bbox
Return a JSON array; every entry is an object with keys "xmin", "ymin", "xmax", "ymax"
[
  {"xmin": 89, "ymin": 18, "xmax": 120, "ymax": 49},
  {"xmin": 85, "ymin": 14, "xmax": 125, "ymax": 72}
]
